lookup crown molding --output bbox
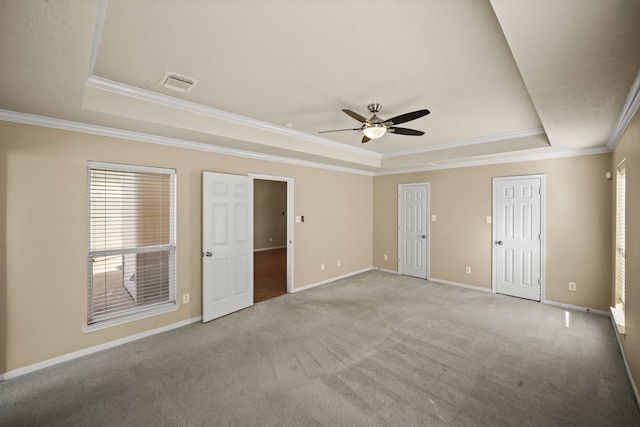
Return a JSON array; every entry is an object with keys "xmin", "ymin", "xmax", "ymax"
[
  {"xmin": 607, "ymin": 69, "xmax": 640, "ymax": 151},
  {"xmin": 382, "ymin": 127, "xmax": 546, "ymax": 158},
  {"xmin": 85, "ymin": 76, "xmax": 381, "ymax": 161},
  {"xmin": 87, "ymin": 74, "xmax": 554, "ymax": 163},
  {"xmin": 0, "ymin": 109, "xmax": 374, "ymax": 176},
  {"xmin": 374, "ymin": 146, "xmax": 610, "ymax": 176},
  {"xmin": 0, "ymin": 109, "xmax": 613, "ymax": 178}
]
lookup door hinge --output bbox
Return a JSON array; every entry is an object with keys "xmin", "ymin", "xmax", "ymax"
[{"xmin": 538, "ymin": 278, "xmax": 541, "ymax": 285}]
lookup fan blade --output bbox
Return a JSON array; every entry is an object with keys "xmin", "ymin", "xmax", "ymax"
[
  {"xmin": 384, "ymin": 109, "xmax": 430, "ymax": 126},
  {"xmin": 319, "ymin": 128, "xmax": 361, "ymax": 133},
  {"xmin": 388, "ymin": 127, "xmax": 425, "ymax": 136},
  {"xmin": 362, "ymin": 135, "xmax": 371, "ymax": 143},
  {"xmin": 342, "ymin": 109, "xmax": 369, "ymax": 123}
]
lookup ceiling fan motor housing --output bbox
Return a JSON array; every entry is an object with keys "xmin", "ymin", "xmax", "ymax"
[{"xmin": 367, "ymin": 103, "xmax": 382, "ymax": 114}]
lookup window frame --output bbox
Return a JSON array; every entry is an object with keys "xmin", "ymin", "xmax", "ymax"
[
  {"xmin": 615, "ymin": 160, "xmax": 626, "ymax": 310},
  {"xmin": 612, "ymin": 159, "xmax": 626, "ymax": 336},
  {"xmin": 85, "ymin": 161, "xmax": 177, "ymax": 332}
]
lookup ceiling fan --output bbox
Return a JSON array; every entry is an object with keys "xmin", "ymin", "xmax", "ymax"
[{"xmin": 320, "ymin": 103, "xmax": 430, "ymax": 143}]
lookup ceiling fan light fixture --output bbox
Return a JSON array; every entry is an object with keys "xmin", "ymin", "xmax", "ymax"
[
  {"xmin": 363, "ymin": 125, "xmax": 387, "ymax": 139},
  {"xmin": 319, "ymin": 104, "xmax": 429, "ymax": 142}
]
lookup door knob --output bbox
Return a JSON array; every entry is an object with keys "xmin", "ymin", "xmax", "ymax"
[
  {"xmin": 496, "ymin": 241, "xmax": 503, "ymax": 245},
  {"xmin": 205, "ymin": 251, "xmax": 213, "ymax": 257},
  {"xmin": 421, "ymin": 235, "xmax": 427, "ymax": 239}
]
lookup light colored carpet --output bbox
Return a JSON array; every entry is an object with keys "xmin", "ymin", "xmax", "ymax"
[{"xmin": 1, "ymin": 270, "xmax": 639, "ymax": 426}]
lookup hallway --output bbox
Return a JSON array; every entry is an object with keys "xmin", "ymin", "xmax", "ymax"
[{"xmin": 254, "ymin": 248, "xmax": 287, "ymax": 303}]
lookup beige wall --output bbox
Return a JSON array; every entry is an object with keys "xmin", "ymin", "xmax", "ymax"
[
  {"xmin": 612, "ymin": 108, "xmax": 640, "ymax": 391},
  {"xmin": 254, "ymin": 179, "xmax": 287, "ymax": 250},
  {"xmin": 1, "ymin": 117, "xmax": 630, "ymax": 389},
  {"xmin": 0, "ymin": 121, "xmax": 373, "ymax": 374},
  {"xmin": 374, "ymin": 154, "xmax": 612, "ymax": 310}
]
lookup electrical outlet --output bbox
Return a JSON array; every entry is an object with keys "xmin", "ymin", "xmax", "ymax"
[
  {"xmin": 269, "ymin": 237, "xmax": 272, "ymax": 242},
  {"xmin": 431, "ymin": 215, "xmax": 436, "ymax": 221},
  {"xmin": 465, "ymin": 266, "xmax": 471, "ymax": 274},
  {"xmin": 182, "ymin": 293, "xmax": 190, "ymax": 304},
  {"xmin": 337, "ymin": 259, "xmax": 341, "ymax": 267},
  {"xmin": 321, "ymin": 263, "xmax": 325, "ymax": 270},
  {"xmin": 384, "ymin": 254, "xmax": 388, "ymax": 261},
  {"xmin": 569, "ymin": 282, "xmax": 576, "ymax": 291}
]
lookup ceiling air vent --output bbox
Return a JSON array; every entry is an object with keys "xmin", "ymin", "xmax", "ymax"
[{"xmin": 158, "ymin": 71, "xmax": 198, "ymax": 93}]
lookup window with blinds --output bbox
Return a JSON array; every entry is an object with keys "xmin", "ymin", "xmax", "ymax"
[
  {"xmin": 87, "ymin": 162, "xmax": 176, "ymax": 325},
  {"xmin": 615, "ymin": 161, "xmax": 626, "ymax": 310}
]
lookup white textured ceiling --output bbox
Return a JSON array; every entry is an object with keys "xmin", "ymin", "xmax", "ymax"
[{"xmin": 1, "ymin": 0, "xmax": 639, "ymax": 173}]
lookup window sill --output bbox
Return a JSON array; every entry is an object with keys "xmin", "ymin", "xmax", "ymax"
[
  {"xmin": 83, "ymin": 303, "xmax": 179, "ymax": 333},
  {"xmin": 610, "ymin": 306, "xmax": 626, "ymax": 337}
]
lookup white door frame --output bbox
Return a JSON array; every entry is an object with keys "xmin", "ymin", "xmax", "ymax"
[
  {"xmin": 249, "ymin": 173, "xmax": 294, "ymax": 293},
  {"xmin": 397, "ymin": 182, "xmax": 430, "ymax": 279},
  {"xmin": 492, "ymin": 174, "xmax": 545, "ymax": 301}
]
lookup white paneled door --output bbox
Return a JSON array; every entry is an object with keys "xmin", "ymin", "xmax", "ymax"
[
  {"xmin": 202, "ymin": 172, "xmax": 253, "ymax": 322},
  {"xmin": 399, "ymin": 183, "xmax": 429, "ymax": 279},
  {"xmin": 493, "ymin": 176, "xmax": 542, "ymax": 301}
]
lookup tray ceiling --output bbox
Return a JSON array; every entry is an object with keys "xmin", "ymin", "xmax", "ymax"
[{"xmin": 1, "ymin": 0, "xmax": 639, "ymax": 173}]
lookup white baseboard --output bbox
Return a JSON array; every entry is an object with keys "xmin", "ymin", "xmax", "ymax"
[
  {"xmin": 542, "ymin": 300, "xmax": 609, "ymax": 316},
  {"xmin": 254, "ymin": 245, "xmax": 287, "ymax": 253},
  {"xmin": 292, "ymin": 267, "xmax": 376, "ymax": 293},
  {"xmin": 0, "ymin": 316, "xmax": 202, "ymax": 381},
  {"xmin": 610, "ymin": 313, "xmax": 640, "ymax": 410},
  {"xmin": 425, "ymin": 281, "xmax": 611, "ymax": 316},
  {"xmin": 378, "ymin": 268, "xmax": 400, "ymax": 275},
  {"xmin": 429, "ymin": 277, "xmax": 493, "ymax": 293}
]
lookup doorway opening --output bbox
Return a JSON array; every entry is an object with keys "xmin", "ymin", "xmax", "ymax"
[{"xmin": 251, "ymin": 175, "xmax": 294, "ymax": 303}]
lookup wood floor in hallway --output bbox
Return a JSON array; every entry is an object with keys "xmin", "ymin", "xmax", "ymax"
[{"xmin": 254, "ymin": 248, "xmax": 287, "ymax": 303}]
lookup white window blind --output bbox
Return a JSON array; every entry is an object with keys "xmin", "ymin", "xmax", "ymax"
[
  {"xmin": 87, "ymin": 162, "xmax": 176, "ymax": 325},
  {"xmin": 616, "ymin": 162, "xmax": 626, "ymax": 308}
]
